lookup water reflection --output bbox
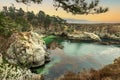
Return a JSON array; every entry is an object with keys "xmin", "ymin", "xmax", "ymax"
[{"xmin": 41, "ymin": 41, "xmax": 120, "ymax": 80}]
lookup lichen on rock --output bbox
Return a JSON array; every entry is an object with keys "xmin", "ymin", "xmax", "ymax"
[{"xmin": 5, "ymin": 31, "xmax": 50, "ymax": 68}]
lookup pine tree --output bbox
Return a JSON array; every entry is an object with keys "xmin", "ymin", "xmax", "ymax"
[{"xmin": 16, "ymin": 0, "xmax": 108, "ymax": 15}]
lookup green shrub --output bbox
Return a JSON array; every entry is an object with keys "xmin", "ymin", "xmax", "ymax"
[{"xmin": 0, "ymin": 12, "xmax": 30, "ymax": 37}]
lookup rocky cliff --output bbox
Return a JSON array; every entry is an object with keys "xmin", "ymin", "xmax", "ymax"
[
  {"xmin": 67, "ymin": 31, "xmax": 101, "ymax": 41},
  {"xmin": 67, "ymin": 23, "xmax": 120, "ymax": 41},
  {"xmin": 5, "ymin": 31, "xmax": 50, "ymax": 68}
]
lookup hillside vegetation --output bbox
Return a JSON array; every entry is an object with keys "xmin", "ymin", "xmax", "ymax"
[{"xmin": 0, "ymin": 6, "xmax": 66, "ymax": 37}]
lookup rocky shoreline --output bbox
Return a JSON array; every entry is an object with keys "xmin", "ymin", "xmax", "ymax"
[
  {"xmin": 47, "ymin": 23, "xmax": 120, "ymax": 45},
  {"xmin": 0, "ymin": 28, "xmax": 120, "ymax": 80},
  {"xmin": 0, "ymin": 32, "xmax": 49, "ymax": 80},
  {"xmin": 66, "ymin": 23, "xmax": 120, "ymax": 41},
  {"xmin": 67, "ymin": 31, "xmax": 101, "ymax": 41},
  {"xmin": 0, "ymin": 53, "xmax": 44, "ymax": 80},
  {"xmin": 52, "ymin": 32, "xmax": 120, "ymax": 45}
]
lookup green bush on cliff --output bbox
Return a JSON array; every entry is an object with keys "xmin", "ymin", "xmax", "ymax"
[
  {"xmin": 0, "ymin": 13, "xmax": 17, "ymax": 37},
  {"xmin": 0, "ymin": 12, "xmax": 30, "ymax": 37}
]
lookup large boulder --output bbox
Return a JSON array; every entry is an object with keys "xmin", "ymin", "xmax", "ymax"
[
  {"xmin": 5, "ymin": 31, "xmax": 50, "ymax": 68},
  {"xmin": 67, "ymin": 32, "xmax": 101, "ymax": 41}
]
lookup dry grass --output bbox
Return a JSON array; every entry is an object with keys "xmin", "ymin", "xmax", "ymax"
[{"xmin": 57, "ymin": 57, "xmax": 120, "ymax": 80}]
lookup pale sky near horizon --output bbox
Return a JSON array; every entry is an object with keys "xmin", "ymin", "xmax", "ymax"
[{"xmin": 0, "ymin": 0, "xmax": 120, "ymax": 22}]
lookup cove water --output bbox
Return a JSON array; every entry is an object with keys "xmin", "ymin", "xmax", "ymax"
[{"xmin": 34, "ymin": 41, "xmax": 120, "ymax": 80}]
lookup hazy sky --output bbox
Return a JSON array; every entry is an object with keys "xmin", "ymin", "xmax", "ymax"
[{"xmin": 0, "ymin": 0, "xmax": 120, "ymax": 22}]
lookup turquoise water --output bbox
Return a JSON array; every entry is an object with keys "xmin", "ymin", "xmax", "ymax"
[{"xmin": 35, "ymin": 41, "xmax": 120, "ymax": 80}]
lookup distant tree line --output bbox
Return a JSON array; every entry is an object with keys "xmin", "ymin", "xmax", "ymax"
[{"xmin": 26, "ymin": 10, "xmax": 66, "ymax": 29}]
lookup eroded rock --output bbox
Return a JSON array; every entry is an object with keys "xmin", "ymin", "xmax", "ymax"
[
  {"xmin": 66, "ymin": 24, "xmax": 120, "ymax": 41},
  {"xmin": 5, "ymin": 31, "xmax": 50, "ymax": 68},
  {"xmin": 67, "ymin": 31, "xmax": 101, "ymax": 41},
  {"xmin": 0, "ymin": 53, "xmax": 3, "ymax": 64}
]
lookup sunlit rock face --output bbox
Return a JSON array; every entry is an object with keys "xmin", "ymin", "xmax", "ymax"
[
  {"xmin": 0, "ymin": 53, "xmax": 2, "ymax": 64},
  {"xmin": 67, "ymin": 24, "xmax": 120, "ymax": 41},
  {"xmin": 6, "ymin": 31, "xmax": 49, "ymax": 68},
  {"xmin": 67, "ymin": 32, "xmax": 101, "ymax": 41}
]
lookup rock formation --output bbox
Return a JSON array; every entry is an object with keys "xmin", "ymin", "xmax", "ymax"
[
  {"xmin": 5, "ymin": 31, "xmax": 50, "ymax": 68},
  {"xmin": 0, "ymin": 53, "xmax": 2, "ymax": 64},
  {"xmin": 67, "ymin": 31, "xmax": 101, "ymax": 41},
  {"xmin": 67, "ymin": 23, "xmax": 120, "ymax": 41},
  {"xmin": 0, "ymin": 60, "xmax": 43, "ymax": 80}
]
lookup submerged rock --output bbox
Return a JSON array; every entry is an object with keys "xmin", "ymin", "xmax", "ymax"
[
  {"xmin": 5, "ymin": 31, "xmax": 50, "ymax": 68},
  {"xmin": 67, "ymin": 32, "xmax": 101, "ymax": 41}
]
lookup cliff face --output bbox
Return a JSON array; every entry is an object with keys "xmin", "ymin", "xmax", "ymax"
[
  {"xmin": 67, "ymin": 23, "xmax": 120, "ymax": 41},
  {"xmin": 5, "ymin": 31, "xmax": 50, "ymax": 68},
  {"xmin": 67, "ymin": 31, "xmax": 101, "ymax": 41}
]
